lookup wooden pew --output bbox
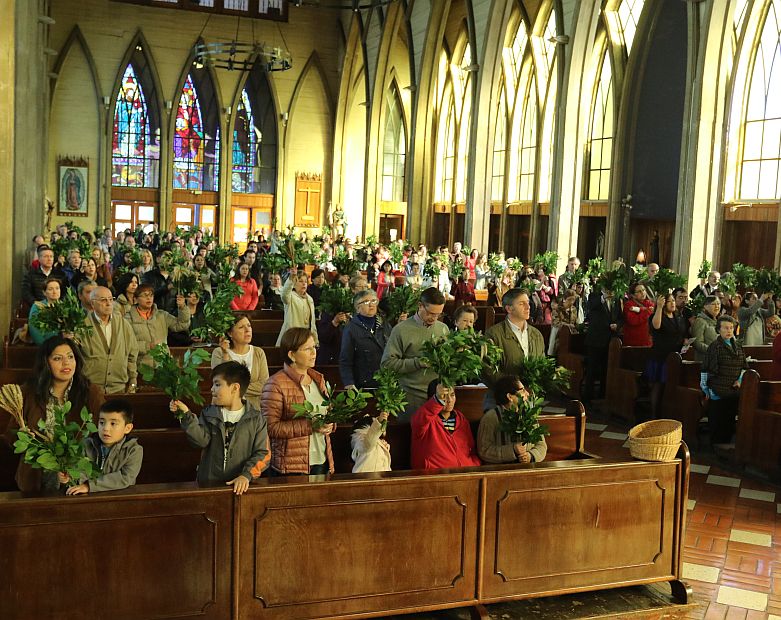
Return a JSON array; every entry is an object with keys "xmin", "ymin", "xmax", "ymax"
[
  {"xmin": 0, "ymin": 448, "xmax": 690, "ymax": 620},
  {"xmin": 557, "ymin": 328, "xmax": 585, "ymax": 400},
  {"xmin": 604, "ymin": 338, "xmax": 652, "ymax": 422},
  {"xmin": 735, "ymin": 370, "xmax": 781, "ymax": 479},
  {"xmin": 443, "ymin": 302, "xmax": 496, "ymax": 333}
]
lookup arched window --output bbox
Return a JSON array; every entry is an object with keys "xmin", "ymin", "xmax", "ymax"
[
  {"xmin": 586, "ymin": 51, "xmax": 614, "ymax": 201},
  {"xmin": 232, "ymin": 66, "xmax": 277, "ymax": 195},
  {"xmin": 455, "ymin": 43, "xmax": 473, "ymax": 203},
  {"xmin": 739, "ymin": 2, "xmax": 781, "ymax": 199},
  {"xmin": 112, "ymin": 61, "xmax": 160, "ymax": 187},
  {"xmin": 492, "ymin": 82, "xmax": 508, "ymax": 202},
  {"xmin": 382, "ymin": 85, "xmax": 406, "ymax": 202},
  {"xmin": 518, "ymin": 76, "xmax": 538, "ymax": 202},
  {"xmin": 173, "ymin": 69, "xmax": 220, "ymax": 191},
  {"xmin": 615, "ymin": 0, "xmax": 645, "ymax": 53}
]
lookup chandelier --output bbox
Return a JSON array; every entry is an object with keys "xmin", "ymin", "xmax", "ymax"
[{"xmin": 194, "ymin": 14, "xmax": 292, "ymax": 72}]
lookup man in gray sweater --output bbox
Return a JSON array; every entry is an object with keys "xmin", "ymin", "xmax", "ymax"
[{"xmin": 381, "ymin": 287, "xmax": 449, "ymax": 419}]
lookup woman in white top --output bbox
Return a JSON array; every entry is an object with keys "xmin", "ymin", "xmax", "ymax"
[
  {"xmin": 277, "ymin": 268, "xmax": 318, "ymax": 346},
  {"xmin": 211, "ymin": 314, "xmax": 270, "ymax": 410},
  {"xmin": 351, "ymin": 411, "xmax": 391, "ymax": 473}
]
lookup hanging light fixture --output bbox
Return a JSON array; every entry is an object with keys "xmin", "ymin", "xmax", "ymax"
[{"xmin": 194, "ymin": 14, "xmax": 293, "ymax": 72}]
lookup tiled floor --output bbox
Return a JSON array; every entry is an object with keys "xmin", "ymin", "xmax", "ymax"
[{"xmin": 583, "ymin": 406, "xmax": 781, "ymax": 620}]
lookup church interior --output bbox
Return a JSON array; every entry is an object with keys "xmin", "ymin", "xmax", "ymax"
[{"xmin": 2, "ymin": 0, "xmax": 781, "ymax": 618}]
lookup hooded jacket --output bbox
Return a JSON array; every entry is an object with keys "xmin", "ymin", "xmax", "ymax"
[
  {"xmin": 180, "ymin": 402, "xmax": 270, "ymax": 484},
  {"xmin": 82, "ymin": 434, "xmax": 143, "ymax": 492}
]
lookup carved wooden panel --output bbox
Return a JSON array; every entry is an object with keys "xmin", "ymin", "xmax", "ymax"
[
  {"xmin": 294, "ymin": 173, "xmax": 322, "ymax": 228},
  {"xmin": 480, "ymin": 462, "xmax": 680, "ymax": 601},
  {"xmin": 0, "ymin": 489, "xmax": 233, "ymax": 619},
  {"xmin": 237, "ymin": 476, "xmax": 481, "ymax": 619}
]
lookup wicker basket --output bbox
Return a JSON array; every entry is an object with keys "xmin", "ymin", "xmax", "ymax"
[{"xmin": 628, "ymin": 419, "xmax": 682, "ymax": 462}]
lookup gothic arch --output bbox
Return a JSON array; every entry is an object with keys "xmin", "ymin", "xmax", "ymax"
[{"xmin": 50, "ymin": 26, "xmax": 102, "ymax": 108}]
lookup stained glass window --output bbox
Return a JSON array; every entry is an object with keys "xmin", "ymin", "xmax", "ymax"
[
  {"xmin": 381, "ymin": 86, "xmax": 406, "ymax": 202},
  {"xmin": 586, "ymin": 52, "xmax": 614, "ymax": 200},
  {"xmin": 740, "ymin": 1, "xmax": 781, "ymax": 199},
  {"xmin": 173, "ymin": 70, "xmax": 220, "ymax": 191},
  {"xmin": 112, "ymin": 63, "xmax": 160, "ymax": 187},
  {"xmin": 232, "ymin": 65, "xmax": 278, "ymax": 194}
]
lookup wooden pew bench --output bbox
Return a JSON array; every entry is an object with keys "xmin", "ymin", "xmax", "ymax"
[
  {"xmin": 735, "ymin": 371, "xmax": 781, "ymax": 479},
  {"xmin": 0, "ymin": 449, "xmax": 691, "ymax": 620},
  {"xmin": 604, "ymin": 338, "xmax": 652, "ymax": 422},
  {"xmin": 557, "ymin": 328, "xmax": 586, "ymax": 400}
]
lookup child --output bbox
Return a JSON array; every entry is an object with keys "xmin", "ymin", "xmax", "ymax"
[
  {"xmin": 405, "ymin": 263, "xmax": 423, "ymax": 290},
  {"xmin": 171, "ymin": 361, "xmax": 270, "ymax": 494},
  {"xmin": 351, "ymin": 411, "xmax": 391, "ymax": 473},
  {"xmin": 59, "ymin": 399, "xmax": 143, "ymax": 495}
]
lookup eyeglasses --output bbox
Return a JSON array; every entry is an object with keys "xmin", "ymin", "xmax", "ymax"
[
  {"xmin": 420, "ymin": 305, "xmax": 443, "ymax": 318},
  {"xmin": 359, "ymin": 299, "xmax": 379, "ymax": 306}
]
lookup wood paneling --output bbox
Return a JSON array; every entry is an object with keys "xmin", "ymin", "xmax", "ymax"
[
  {"xmin": 0, "ymin": 488, "xmax": 233, "ymax": 619},
  {"xmin": 236, "ymin": 476, "xmax": 482, "ymax": 619},
  {"xmin": 480, "ymin": 461, "xmax": 681, "ymax": 601}
]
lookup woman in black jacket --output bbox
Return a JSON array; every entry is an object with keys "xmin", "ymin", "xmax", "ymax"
[{"xmin": 339, "ymin": 289, "xmax": 391, "ymax": 389}]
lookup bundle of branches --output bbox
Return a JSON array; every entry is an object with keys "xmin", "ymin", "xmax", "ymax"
[
  {"xmin": 496, "ymin": 394, "xmax": 549, "ymax": 446},
  {"xmin": 51, "ymin": 235, "xmax": 91, "ymax": 262},
  {"xmin": 586, "ymin": 257, "xmax": 605, "ymax": 281},
  {"xmin": 170, "ymin": 265, "xmax": 201, "ymax": 296},
  {"xmin": 422, "ymin": 257, "xmax": 440, "ymax": 281},
  {"xmin": 208, "ymin": 243, "xmax": 240, "ymax": 284},
  {"xmin": 560, "ymin": 267, "xmax": 587, "ymax": 290},
  {"xmin": 260, "ymin": 252, "xmax": 289, "ymax": 275},
  {"xmin": 755, "ymin": 268, "xmax": 781, "ymax": 296},
  {"xmin": 138, "ymin": 345, "xmax": 210, "ymax": 418},
  {"xmin": 29, "ymin": 288, "xmax": 93, "ymax": 339},
  {"xmin": 631, "ymin": 264, "xmax": 648, "ymax": 280},
  {"xmin": 686, "ymin": 295, "xmax": 707, "ymax": 317},
  {"xmin": 190, "ymin": 282, "xmax": 243, "ymax": 343},
  {"xmin": 63, "ymin": 221, "xmax": 85, "ymax": 235},
  {"xmin": 371, "ymin": 367, "xmax": 407, "ymax": 421},
  {"xmin": 388, "ymin": 243, "xmax": 404, "ymax": 269},
  {"xmin": 385, "ymin": 286, "xmax": 421, "ymax": 323},
  {"xmin": 518, "ymin": 356, "xmax": 573, "ymax": 398},
  {"xmin": 365, "ymin": 234, "xmax": 379, "ymax": 248},
  {"xmin": 113, "ymin": 246, "xmax": 143, "ymax": 278},
  {"xmin": 292, "ymin": 383, "xmax": 372, "ymax": 429},
  {"xmin": 332, "ymin": 250, "xmax": 360, "ymax": 277},
  {"xmin": 596, "ymin": 262, "xmax": 630, "ymax": 297},
  {"xmin": 2, "ymin": 383, "xmax": 100, "ymax": 485},
  {"xmin": 447, "ymin": 255, "xmax": 465, "ymax": 280},
  {"xmin": 719, "ymin": 272, "xmax": 738, "ymax": 298},
  {"xmin": 318, "ymin": 284, "xmax": 354, "ymax": 317},
  {"xmin": 731, "ymin": 262, "xmax": 757, "ymax": 292},
  {"xmin": 698, "ymin": 259, "xmax": 712, "ymax": 281},
  {"xmin": 651, "ymin": 268, "xmax": 687, "ymax": 296},
  {"xmin": 506, "ymin": 257, "xmax": 523, "ymax": 273},
  {"xmin": 516, "ymin": 278, "xmax": 538, "ymax": 299},
  {"xmin": 532, "ymin": 251, "xmax": 559, "ymax": 275},
  {"xmin": 487, "ymin": 253, "xmax": 506, "ymax": 280},
  {"xmin": 420, "ymin": 329, "xmax": 502, "ymax": 387},
  {"xmin": 279, "ymin": 232, "xmax": 309, "ymax": 267}
]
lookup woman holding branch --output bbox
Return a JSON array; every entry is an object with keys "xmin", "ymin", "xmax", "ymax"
[{"xmin": 211, "ymin": 314, "xmax": 269, "ymax": 410}]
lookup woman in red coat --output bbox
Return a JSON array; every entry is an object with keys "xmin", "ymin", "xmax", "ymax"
[
  {"xmin": 411, "ymin": 381, "xmax": 481, "ymax": 470},
  {"xmin": 230, "ymin": 262, "xmax": 259, "ymax": 311},
  {"xmin": 622, "ymin": 282, "xmax": 655, "ymax": 346}
]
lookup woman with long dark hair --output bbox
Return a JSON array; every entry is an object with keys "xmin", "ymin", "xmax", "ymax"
[{"xmin": 2, "ymin": 336, "xmax": 104, "ymax": 492}]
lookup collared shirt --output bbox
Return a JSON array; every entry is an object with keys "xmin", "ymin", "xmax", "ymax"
[
  {"xmin": 507, "ymin": 318, "xmax": 529, "ymax": 357},
  {"xmin": 93, "ymin": 312, "xmax": 112, "ymax": 348},
  {"xmin": 439, "ymin": 412, "xmax": 456, "ymax": 433}
]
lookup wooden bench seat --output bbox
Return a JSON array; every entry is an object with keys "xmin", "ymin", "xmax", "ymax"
[
  {"xmin": 735, "ymin": 371, "xmax": 781, "ymax": 479},
  {"xmin": 557, "ymin": 328, "xmax": 585, "ymax": 400},
  {"xmin": 604, "ymin": 338, "xmax": 652, "ymax": 422}
]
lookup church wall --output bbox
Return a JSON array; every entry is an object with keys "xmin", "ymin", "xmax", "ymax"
[
  {"xmin": 45, "ymin": 0, "xmax": 341, "ymax": 235},
  {"xmin": 1, "ymin": 0, "xmax": 16, "ymax": 342}
]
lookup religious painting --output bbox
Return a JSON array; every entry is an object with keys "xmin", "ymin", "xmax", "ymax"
[
  {"xmin": 294, "ymin": 172, "xmax": 322, "ymax": 228},
  {"xmin": 58, "ymin": 158, "xmax": 89, "ymax": 217}
]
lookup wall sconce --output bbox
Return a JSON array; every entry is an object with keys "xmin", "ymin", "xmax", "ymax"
[
  {"xmin": 281, "ymin": 111, "xmax": 288, "ymax": 127},
  {"xmin": 102, "ymin": 95, "xmax": 110, "ymax": 107},
  {"xmin": 225, "ymin": 105, "xmax": 232, "ymax": 115},
  {"xmin": 165, "ymin": 100, "xmax": 173, "ymax": 110},
  {"xmin": 38, "ymin": 15, "xmax": 55, "ymax": 25},
  {"xmin": 636, "ymin": 249, "xmax": 646, "ymax": 265},
  {"xmin": 620, "ymin": 194, "xmax": 633, "ymax": 211},
  {"xmin": 548, "ymin": 35, "xmax": 570, "ymax": 45},
  {"xmin": 43, "ymin": 48, "xmax": 58, "ymax": 56},
  {"xmin": 460, "ymin": 63, "xmax": 479, "ymax": 73}
]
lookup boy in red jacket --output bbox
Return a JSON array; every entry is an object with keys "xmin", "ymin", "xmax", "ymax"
[{"xmin": 411, "ymin": 380, "xmax": 481, "ymax": 470}]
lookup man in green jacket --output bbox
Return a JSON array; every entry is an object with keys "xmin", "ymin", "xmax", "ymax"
[{"xmin": 483, "ymin": 288, "xmax": 545, "ymax": 409}]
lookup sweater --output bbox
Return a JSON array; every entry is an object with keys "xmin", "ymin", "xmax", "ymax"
[
  {"xmin": 410, "ymin": 397, "xmax": 481, "ymax": 470},
  {"xmin": 476, "ymin": 407, "xmax": 547, "ymax": 464},
  {"xmin": 380, "ymin": 316, "xmax": 449, "ymax": 416},
  {"xmin": 180, "ymin": 402, "xmax": 270, "ymax": 484},
  {"xmin": 277, "ymin": 278, "xmax": 318, "ymax": 346},
  {"xmin": 351, "ymin": 418, "xmax": 392, "ymax": 473},
  {"xmin": 230, "ymin": 278, "xmax": 259, "ymax": 311},
  {"xmin": 210, "ymin": 346, "xmax": 269, "ymax": 411},
  {"xmin": 703, "ymin": 337, "xmax": 748, "ymax": 399},
  {"xmin": 80, "ymin": 313, "xmax": 139, "ymax": 394},
  {"xmin": 124, "ymin": 304, "xmax": 191, "ymax": 368},
  {"xmin": 82, "ymin": 434, "xmax": 143, "ymax": 492},
  {"xmin": 622, "ymin": 298, "xmax": 655, "ymax": 346},
  {"xmin": 737, "ymin": 298, "xmax": 775, "ymax": 346},
  {"xmin": 691, "ymin": 312, "xmax": 718, "ymax": 362}
]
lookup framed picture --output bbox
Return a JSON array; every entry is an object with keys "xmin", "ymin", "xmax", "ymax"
[{"xmin": 58, "ymin": 157, "xmax": 89, "ymax": 217}]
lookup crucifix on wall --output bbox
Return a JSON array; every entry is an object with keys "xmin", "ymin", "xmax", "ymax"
[{"xmin": 294, "ymin": 172, "xmax": 322, "ymax": 228}]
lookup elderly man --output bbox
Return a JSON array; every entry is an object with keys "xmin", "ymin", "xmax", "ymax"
[
  {"xmin": 81, "ymin": 287, "xmax": 139, "ymax": 394},
  {"xmin": 691, "ymin": 271, "xmax": 720, "ymax": 299},
  {"xmin": 482, "ymin": 288, "xmax": 545, "ymax": 409},
  {"xmin": 21, "ymin": 245, "xmax": 65, "ymax": 305},
  {"xmin": 381, "ymin": 287, "xmax": 449, "ymax": 419},
  {"xmin": 642, "ymin": 263, "xmax": 660, "ymax": 297},
  {"xmin": 77, "ymin": 280, "xmax": 98, "ymax": 314},
  {"xmin": 558, "ymin": 256, "xmax": 582, "ymax": 291}
]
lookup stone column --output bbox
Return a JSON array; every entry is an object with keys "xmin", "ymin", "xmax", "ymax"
[{"xmin": 0, "ymin": 0, "xmax": 16, "ymax": 337}]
